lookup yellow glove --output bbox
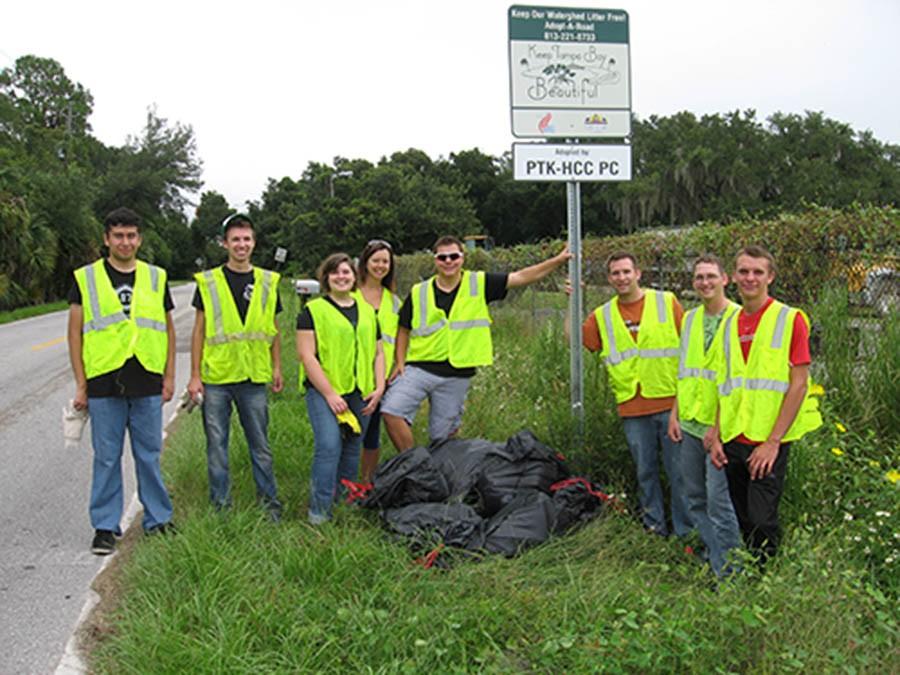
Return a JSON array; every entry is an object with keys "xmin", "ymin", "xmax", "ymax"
[{"xmin": 336, "ymin": 409, "xmax": 362, "ymax": 437}]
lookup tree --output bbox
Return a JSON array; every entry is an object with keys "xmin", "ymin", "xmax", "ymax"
[
  {"xmin": 0, "ymin": 55, "xmax": 93, "ymax": 134},
  {"xmin": 95, "ymin": 107, "xmax": 203, "ymax": 220}
]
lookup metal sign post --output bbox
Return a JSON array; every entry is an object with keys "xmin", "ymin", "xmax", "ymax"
[
  {"xmin": 566, "ymin": 180, "xmax": 584, "ymax": 438},
  {"xmin": 508, "ymin": 6, "xmax": 631, "ymax": 441}
]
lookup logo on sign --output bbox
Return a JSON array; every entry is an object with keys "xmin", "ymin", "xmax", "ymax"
[
  {"xmin": 584, "ymin": 113, "xmax": 608, "ymax": 126},
  {"xmin": 538, "ymin": 113, "xmax": 555, "ymax": 134}
]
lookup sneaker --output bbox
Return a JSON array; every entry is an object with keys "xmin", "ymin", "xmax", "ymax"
[
  {"xmin": 308, "ymin": 511, "xmax": 331, "ymax": 526},
  {"xmin": 91, "ymin": 530, "xmax": 116, "ymax": 555},
  {"xmin": 144, "ymin": 523, "xmax": 176, "ymax": 537}
]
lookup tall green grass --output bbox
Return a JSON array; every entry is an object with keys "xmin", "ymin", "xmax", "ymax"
[{"xmin": 90, "ymin": 290, "xmax": 899, "ymax": 673}]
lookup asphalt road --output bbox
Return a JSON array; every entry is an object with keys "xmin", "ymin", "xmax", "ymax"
[{"xmin": 0, "ymin": 283, "xmax": 196, "ymax": 674}]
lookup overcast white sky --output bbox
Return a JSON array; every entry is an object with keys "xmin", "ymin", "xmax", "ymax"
[{"xmin": 4, "ymin": 0, "xmax": 899, "ymax": 210}]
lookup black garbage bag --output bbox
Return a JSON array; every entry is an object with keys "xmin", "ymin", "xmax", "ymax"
[
  {"xmin": 363, "ymin": 447, "xmax": 450, "ymax": 509},
  {"xmin": 475, "ymin": 431, "xmax": 571, "ymax": 516},
  {"xmin": 477, "ymin": 491, "xmax": 558, "ymax": 557},
  {"xmin": 382, "ymin": 502, "xmax": 485, "ymax": 553},
  {"xmin": 428, "ymin": 437, "xmax": 499, "ymax": 501},
  {"xmin": 550, "ymin": 477, "xmax": 608, "ymax": 533}
]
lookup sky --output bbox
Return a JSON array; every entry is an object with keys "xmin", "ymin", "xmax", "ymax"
[{"xmin": 3, "ymin": 0, "xmax": 899, "ymax": 211}]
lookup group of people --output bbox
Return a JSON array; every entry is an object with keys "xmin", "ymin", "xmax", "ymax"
[
  {"xmin": 67, "ymin": 208, "xmax": 569, "ymax": 552},
  {"xmin": 69, "ymin": 206, "xmax": 821, "ymax": 574},
  {"xmin": 581, "ymin": 248, "xmax": 822, "ymax": 574}
]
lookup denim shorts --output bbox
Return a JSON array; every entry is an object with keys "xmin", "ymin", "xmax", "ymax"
[{"xmin": 380, "ymin": 366, "xmax": 471, "ymax": 443}]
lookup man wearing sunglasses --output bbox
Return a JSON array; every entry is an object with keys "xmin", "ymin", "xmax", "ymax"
[{"xmin": 382, "ymin": 235, "xmax": 570, "ymax": 450}]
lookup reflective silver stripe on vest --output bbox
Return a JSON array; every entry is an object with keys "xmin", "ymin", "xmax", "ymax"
[
  {"xmin": 655, "ymin": 290, "xmax": 667, "ymax": 323},
  {"xmin": 83, "ymin": 312, "xmax": 129, "ymax": 333},
  {"xmin": 677, "ymin": 308, "xmax": 698, "ymax": 379},
  {"xmin": 260, "ymin": 270, "xmax": 272, "ymax": 312},
  {"xmin": 744, "ymin": 378, "xmax": 790, "ymax": 393},
  {"xmin": 680, "ymin": 367, "xmax": 717, "ymax": 380},
  {"xmin": 450, "ymin": 319, "xmax": 491, "ymax": 330},
  {"xmin": 469, "ymin": 271, "xmax": 478, "ymax": 297},
  {"xmin": 771, "ymin": 305, "xmax": 790, "ymax": 349},
  {"xmin": 382, "ymin": 334, "xmax": 396, "ymax": 345},
  {"xmin": 135, "ymin": 317, "xmax": 166, "ymax": 332},
  {"xmin": 602, "ymin": 302, "xmax": 639, "ymax": 366},
  {"xmin": 85, "ymin": 263, "xmax": 103, "ymax": 324},
  {"xmin": 207, "ymin": 331, "xmax": 273, "ymax": 346},
  {"xmin": 82, "ymin": 263, "xmax": 129, "ymax": 333},
  {"xmin": 204, "ymin": 270, "xmax": 226, "ymax": 344},
  {"xmin": 410, "ymin": 281, "xmax": 446, "ymax": 337},
  {"xmin": 148, "ymin": 264, "xmax": 159, "ymax": 293},
  {"xmin": 391, "ymin": 294, "xmax": 401, "ymax": 313},
  {"xmin": 719, "ymin": 313, "xmax": 738, "ymax": 396}
]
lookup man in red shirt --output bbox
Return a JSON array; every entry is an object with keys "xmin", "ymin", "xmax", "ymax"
[{"xmin": 707, "ymin": 245, "xmax": 819, "ymax": 562}]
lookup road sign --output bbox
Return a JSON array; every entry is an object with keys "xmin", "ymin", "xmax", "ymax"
[
  {"xmin": 274, "ymin": 247, "xmax": 288, "ymax": 263},
  {"xmin": 513, "ymin": 143, "xmax": 632, "ymax": 181},
  {"xmin": 509, "ymin": 6, "xmax": 631, "ymax": 138}
]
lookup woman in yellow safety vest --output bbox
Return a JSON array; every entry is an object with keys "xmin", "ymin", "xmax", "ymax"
[
  {"xmin": 297, "ymin": 253, "xmax": 386, "ymax": 524},
  {"xmin": 354, "ymin": 239, "xmax": 401, "ymax": 482}
]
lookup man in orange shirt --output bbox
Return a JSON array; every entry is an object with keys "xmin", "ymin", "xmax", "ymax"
[{"xmin": 581, "ymin": 252, "xmax": 690, "ymax": 536}]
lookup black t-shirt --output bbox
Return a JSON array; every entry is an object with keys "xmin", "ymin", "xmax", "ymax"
[
  {"xmin": 296, "ymin": 296, "xmax": 381, "ymax": 388},
  {"xmin": 398, "ymin": 272, "xmax": 508, "ymax": 378},
  {"xmin": 68, "ymin": 260, "xmax": 174, "ymax": 398},
  {"xmin": 191, "ymin": 265, "xmax": 283, "ymax": 321}
]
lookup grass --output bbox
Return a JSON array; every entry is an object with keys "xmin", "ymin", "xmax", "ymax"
[
  {"xmin": 87, "ymin": 287, "xmax": 899, "ymax": 673},
  {"xmin": 0, "ymin": 299, "xmax": 68, "ymax": 324}
]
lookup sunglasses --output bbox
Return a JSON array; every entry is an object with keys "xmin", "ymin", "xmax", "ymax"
[
  {"xmin": 434, "ymin": 252, "xmax": 463, "ymax": 262},
  {"xmin": 367, "ymin": 239, "xmax": 392, "ymax": 251}
]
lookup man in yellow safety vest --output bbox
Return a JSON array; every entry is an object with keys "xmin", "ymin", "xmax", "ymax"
[
  {"xmin": 382, "ymin": 235, "xmax": 570, "ymax": 450},
  {"xmin": 667, "ymin": 254, "xmax": 741, "ymax": 575},
  {"xmin": 708, "ymin": 245, "xmax": 822, "ymax": 563},
  {"xmin": 581, "ymin": 251, "xmax": 690, "ymax": 537},
  {"xmin": 67, "ymin": 207, "xmax": 175, "ymax": 555},
  {"xmin": 188, "ymin": 213, "xmax": 284, "ymax": 520}
]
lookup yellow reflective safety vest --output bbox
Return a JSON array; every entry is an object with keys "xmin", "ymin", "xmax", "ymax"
[
  {"xmin": 302, "ymin": 297, "xmax": 378, "ymax": 397},
  {"xmin": 354, "ymin": 287, "xmax": 400, "ymax": 376},
  {"xmin": 407, "ymin": 271, "xmax": 493, "ymax": 368},
  {"xmin": 195, "ymin": 266, "xmax": 279, "ymax": 384},
  {"xmin": 716, "ymin": 300, "xmax": 823, "ymax": 443},
  {"xmin": 74, "ymin": 259, "xmax": 168, "ymax": 378},
  {"xmin": 595, "ymin": 290, "xmax": 680, "ymax": 404},
  {"xmin": 676, "ymin": 301, "xmax": 740, "ymax": 427}
]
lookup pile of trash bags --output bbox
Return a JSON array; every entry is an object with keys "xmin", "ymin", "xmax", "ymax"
[{"xmin": 346, "ymin": 431, "xmax": 610, "ymax": 566}]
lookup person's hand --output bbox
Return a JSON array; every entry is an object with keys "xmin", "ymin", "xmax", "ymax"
[
  {"xmin": 709, "ymin": 438, "xmax": 727, "ymax": 470},
  {"xmin": 563, "ymin": 277, "xmax": 586, "ymax": 296},
  {"xmin": 188, "ymin": 376, "xmax": 204, "ymax": 401},
  {"xmin": 747, "ymin": 439, "xmax": 780, "ymax": 480},
  {"xmin": 162, "ymin": 375, "xmax": 175, "ymax": 403},
  {"xmin": 73, "ymin": 384, "xmax": 88, "ymax": 411},
  {"xmin": 667, "ymin": 410, "xmax": 682, "ymax": 443},
  {"xmin": 271, "ymin": 368, "xmax": 284, "ymax": 394},
  {"xmin": 388, "ymin": 364, "xmax": 404, "ymax": 384},
  {"xmin": 702, "ymin": 426, "xmax": 718, "ymax": 450},
  {"xmin": 361, "ymin": 386, "xmax": 384, "ymax": 417},
  {"xmin": 326, "ymin": 393, "xmax": 348, "ymax": 415},
  {"xmin": 556, "ymin": 245, "xmax": 573, "ymax": 264}
]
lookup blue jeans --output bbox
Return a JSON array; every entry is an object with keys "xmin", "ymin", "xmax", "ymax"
[
  {"xmin": 622, "ymin": 411, "xmax": 691, "ymax": 536},
  {"xmin": 88, "ymin": 395, "xmax": 173, "ymax": 533},
  {"xmin": 306, "ymin": 387, "xmax": 368, "ymax": 521},
  {"xmin": 202, "ymin": 382, "xmax": 281, "ymax": 515},
  {"xmin": 681, "ymin": 432, "xmax": 741, "ymax": 575}
]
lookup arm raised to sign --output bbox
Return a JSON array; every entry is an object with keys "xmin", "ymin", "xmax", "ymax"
[{"xmin": 507, "ymin": 245, "xmax": 572, "ymax": 289}]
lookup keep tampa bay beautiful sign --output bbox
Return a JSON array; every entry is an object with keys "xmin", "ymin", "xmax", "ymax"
[{"xmin": 508, "ymin": 5, "xmax": 631, "ymax": 139}]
